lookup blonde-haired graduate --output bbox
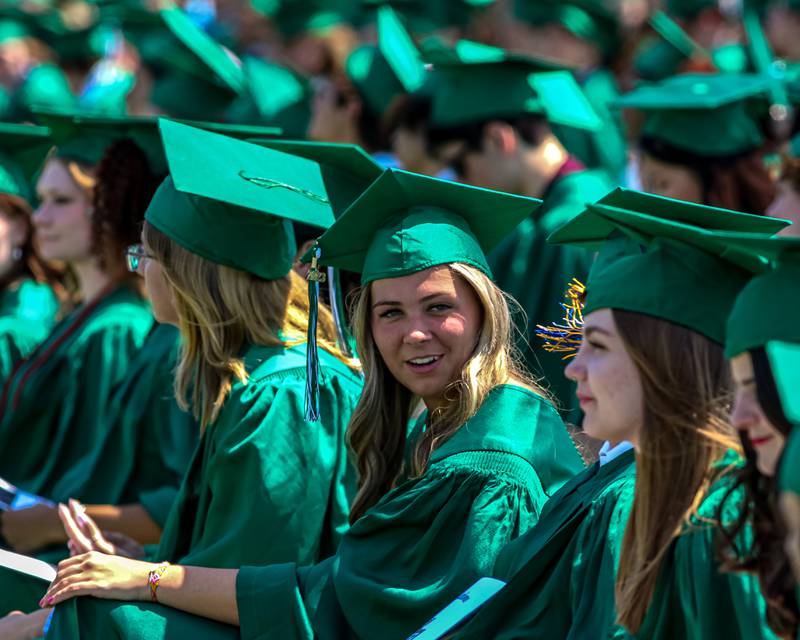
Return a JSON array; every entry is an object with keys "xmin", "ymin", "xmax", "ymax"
[
  {"xmin": 35, "ymin": 166, "xmax": 584, "ymax": 639},
  {"xmin": 421, "ymin": 190, "xmax": 788, "ymax": 640},
  {"xmin": 0, "ymin": 121, "xmax": 366, "ymax": 638}
]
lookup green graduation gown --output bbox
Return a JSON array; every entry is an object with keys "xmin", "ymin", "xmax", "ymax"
[
  {"xmin": 488, "ymin": 168, "xmax": 612, "ymax": 422},
  {"xmin": 0, "ymin": 284, "xmax": 153, "ymax": 496},
  {"xmin": 45, "ymin": 341, "xmax": 364, "ymax": 639},
  {"xmin": 609, "ymin": 457, "xmax": 778, "ymax": 640},
  {"xmin": 552, "ymin": 68, "xmax": 628, "ymax": 186},
  {"xmin": 0, "ymin": 279, "xmax": 58, "ymax": 383},
  {"xmin": 47, "ymin": 323, "xmax": 197, "ymax": 531},
  {"xmin": 453, "ymin": 447, "xmax": 636, "ymax": 639}
]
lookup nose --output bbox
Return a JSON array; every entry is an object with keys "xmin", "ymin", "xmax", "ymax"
[
  {"xmin": 730, "ymin": 393, "xmax": 756, "ymax": 432},
  {"xmin": 402, "ymin": 316, "xmax": 432, "ymax": 345},
  {"xmin": 32, "ymin": 203, "xmax": 52, "ymax": 227},
  {"xmin": 564, "ymin": 353, "xmax": 586, "ymax": 382}
]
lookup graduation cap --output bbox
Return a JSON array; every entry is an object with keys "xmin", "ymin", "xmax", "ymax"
[
  {"xmin": 345, "ymin": 5, "xmax": 426, "ymax": 117},
  {"xmin": 33, "ymin": 108, "xmax": 283, "ymax": 174},
  {"xmin": 253, "ymin": 0, "xmax": 352, "ymax": 38},
  {"xmin": 0, "ymin": 122, "xmax": 52, "ymax": 203},
  {"xmin": 311, "ymin": 167, "xmax": 541, "ymax": 284},
  {"xmin": 512, "ymin": 0, "xmax": 621, "ymax": 59},
  {"xmin": 146, "ymin": 119, "xmax": 336, "ymax": 280},
  {"xmin": 699, "ymin": 233, "xmax": 800, "ymax": 357},
  {"xmin": 548, "ymin": 194, "xmax": 789, "ymax": 343},
  {"xmin": 767, "ymin": 341, "xmax": 800, "ymax": 427},
  {"xmin": 429, "ymin": 50, "xmax": 601, "ymax": 130},
  {"xmin": 614, "ymin": 73, "xmax": 774, "ymax": 157},
  {"xmin": 246, "ymin": 139, "xmax": 382, "ymax": 218}
]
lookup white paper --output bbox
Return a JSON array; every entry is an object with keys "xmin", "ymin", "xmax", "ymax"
[{"xmin": 0, "ymin": 549, "xmax": 56, "ymax": 582}]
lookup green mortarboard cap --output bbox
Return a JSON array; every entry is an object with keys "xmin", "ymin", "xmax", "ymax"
[
  {"xmin": 247, "ymin": 139, "xmax": 382, "ymax": 218},
  {"xmin": 0, "ymin": 122, "xmax": 51, "ymax": 203},
  {"xmin": 0, "ymin": 18, "xmax": 30, "ymax": 43},
  {"xmin": 429, "ymin": 53, "xmax": 601, "ymax": 130},
  {"xmin": 513, "ymin": 0, "xmax": 620, "ymax": 58},
  {"xmin": 226, "ymin": 57, "xmax": 311, "ymax": 138},
  {"xmin": 255, "ymin": 0, "xmax": 352, "ymax": 37},
  {"xmin": 147, "ymin": 119, "xmax": 336, "ymax": 279},
  {"xmin": 549, "ymin": 191, "xmax": 788, "ymax": 342},
  {"xmin": 313, "ymin": 168, "xmax": 541, "ymax": 284},
  {"xmin": 345, "ymin": 5, "xmax": 426, "ymax": 117},
  {"xmin": 780, "ymin": 422, "xmax": 800, "ymax": 494},
  {"xmin": 614, "ymin": 73, "xmax": 772, "ymax": 157},
  {"xmin": 767, "ymin": 341, "xmax": 800, "ymax": 427},
  {"xmin": 14, "ymin": 64, "xmax": 77, "ymax": 117},
  {"xmin": 743, "ymin": 8, "xmax": 791, "ymax": 121},
  {"xmin": 712, "ymin": 233, "xmax": 800, "ymax": 357}
]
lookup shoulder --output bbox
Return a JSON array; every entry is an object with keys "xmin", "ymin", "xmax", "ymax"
[{"xmin": 80, "ymin": 287, "xmax": 152, "ymax": 335}]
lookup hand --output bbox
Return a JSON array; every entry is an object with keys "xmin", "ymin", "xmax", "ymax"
[
  {"xmin": 780, "ymin": 491, "xmax": 800, "ymax": 582},
  {"xmin": 0, "ymin": 610, "xmax": 49, "ymax": 640},
  {"xmin": 59, "ymin": 500, "xmax": 145, "ymax": 559},
  {"xmin": 0, "ymin": 504, "xmax": 64, "ymax": 553},
  {"xmin": 40, "ymin": 551, "xmax": 154, "ymax": 607}
]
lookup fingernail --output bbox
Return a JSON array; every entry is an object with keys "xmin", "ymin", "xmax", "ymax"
[
  {"xmin": 38, "ymin": 599, "xmax": 44, "ymax": 607},
  {"xmin": 47, "ymin": 596, "xmax": 54, "ymax": 605}
]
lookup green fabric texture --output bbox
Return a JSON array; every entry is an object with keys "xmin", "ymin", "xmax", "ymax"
[
  {"xmin": 549, "ymin": 191, "xmax": 788, "ymax": 343},
  {"xmin": 767, "ymin": 341, "xmax": 800, "ymax": 426},
  {"xmin": 0, "ymin": 285, "xmax": 153, "ymax": 496},
  {"xmin": 718, "ymin": 234, "xmax": 800, "ymax": 358},
  {"xmin": 47, "ymin": 324, "xmax": 197, "ymax": 527},
  {"xmin": 0, "ymin": 280, "xmax": 58, "ymax": 384},
  {"xmin": 512, "ymin": 0, "xmax": 620, "ymax": 58},
  {"xmin": 0, "ymin": 122, "xmax": 51, "ymax": 202},
  {"xmin": 45, "ymin": 341, "xmax": 364, "ymax": 639},
  {"xmin": 232, "ymin": 384, "xmax": 583, "ymax": 639},
  {"xmin": 550, "ymin": 67, "xmax": 628, "ymax": 185},
  {"xmin": 453, "ymin": 449, "xmax": 636, "ymax": 638},
  {"xmin": 246, "ymin": 139, "xmax": 383, "ymax": 218},
  {"xmin": 488, "ymin": 167, "xmax": 612, "ymax": 420},
  {"xmin": 614, "ymin": 73, "xmax": 772, "ymax": 157},
  {"xmin": 312, "ymin": 168, "xmax": 541, "ymax": 284},
  {"xmin": 780, "ymin": 427, "xmax": 800, "ymax": 495},
  {"xmin": 610, "ymin": 460, "xmax": 778, "ymax": 639},
  {"xmin": 667, "ymin": 0, "xmax": 717, "ymax": 19},
  {"xmin": 145, "ymin": 120, "xmax": 338, "ymax": 279},
  {"xmin": 429, "ymin": 51, "xmax": 601, "ymax": 131}
]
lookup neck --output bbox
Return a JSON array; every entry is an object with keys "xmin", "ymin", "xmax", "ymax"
[
  {"xmin": 72, "ymin": 259, "xmax": 116, "ymax": 304},
  {"xmin": 519, "ymin": 134, "xmax": 568, "ymax": 198}
]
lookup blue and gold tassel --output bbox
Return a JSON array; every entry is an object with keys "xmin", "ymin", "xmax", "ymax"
[{"xmin": 535, "ymin": 278, "xmax": 586, "ymax": 359}]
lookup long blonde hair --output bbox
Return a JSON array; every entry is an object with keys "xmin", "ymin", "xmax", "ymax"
[
  {"xmin": 613, "ymin": 310, "xmax": 741, "ymax": 633},
  {"xmin": 143, "ymin": 222, "xmax": 354, "ymax": 429},
  {"xmin": 346, "ymin": 263, "xmax": 541, "ymax": 523}
]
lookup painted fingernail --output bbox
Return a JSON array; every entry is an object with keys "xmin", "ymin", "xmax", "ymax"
[{"xmin": 47, "ymin": 596, "xmax": 54, "ymax": 605}]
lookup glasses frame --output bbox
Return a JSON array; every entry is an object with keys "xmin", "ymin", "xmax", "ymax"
[{"xmin": 125, "ymin": 244, "xmax": 153, "ymax": 273}]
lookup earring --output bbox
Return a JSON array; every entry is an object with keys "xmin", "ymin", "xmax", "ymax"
[{"xmin": 11, "ymin": 247, "xmax": 22, "ymax": 261}]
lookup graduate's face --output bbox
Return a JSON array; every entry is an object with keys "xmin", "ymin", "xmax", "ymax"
[
  {"xmin": 307, "ymin": 80, "xmax": 357, "ymax": 144},
  {"xmin": 370, "ymin": 266, "xmax": 482, "ymax": 409},
  {"xmin": 139, "ymin": 248, "xmax": 178, "ymax": 325},
  {"xmin": 565, "ymin": 309, "xmax": 644, "ymax": 446},
  {"xmin": 639, "ymin": 152, "xmax": 704, "ymax": 204},
  {"xmin": 767, "ymin": 179, "xmax": 800, "ymax": 237},
  {"xmin": 730, "ymin": 351, "xmax": 786, "ymax": 477},
  {"xmin": 32, "ymin": 159, "xmax": 93, "ymax": 264},
  {"xmin": 0, "ymin": 208, "xmax": 27, "ymax": 280}
]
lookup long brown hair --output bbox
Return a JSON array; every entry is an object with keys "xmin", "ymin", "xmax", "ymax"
[
  {"xmin": 143, "ymin": 222, "xmax": 355, "ymax": 429},
  {"xmin": 0, "ymin": 193, "xmax": 68, "ymax": 302},
  {"xmin": 346, "ymin": 263, "xmax": 540, "ymax": 524},
  {"xmin": 613, "ymin": 309, "xmax": 740, "ymax": 633}
]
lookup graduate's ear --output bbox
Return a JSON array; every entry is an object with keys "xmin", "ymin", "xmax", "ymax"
[{"xmin": 482, "ymin": 121, "xmax": 518, "ymax": 157}]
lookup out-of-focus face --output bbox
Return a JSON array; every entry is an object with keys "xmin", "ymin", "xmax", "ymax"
[
  {"xmin": 730, "ymin": 351, "xmax": 787, "ymax": 477},
  {"xmin": 766, "ymin": 179, "xmax": 800, "ymax": 237},
  {"xmin": 767, "ymin": 6, "xmax": 800, "ymax": 61},
  {"xmin": 370, "ymin": 266, "xmax": 482, "ymax": 409},
  {"xmin": 639, "ymin": 152, "xmax": 704, "ymax": 204},
  {"xmin": 0, "ymin": 207, "xmax": 26, "ymax": 280},
  {"xmin": 33, "ymin": 159, "xmax": 93, "ymax": 264},
  {"xmin": 307, "ymin": 80, "xmax": 354, "ymax": 144},
  {"xmin": 136, "ymin": 240, "xmax": 178, "ymax": 326},
  {"xmin": 392, "ymin": 125, "xmax": 439, "ymax": 176},
  {"xmin": 565, "ymin": 308, "xmax": 645, "ymax": 446},
  {"xmin": 507, "ymin": 21, "xmax": 599, "ymax": 69}
]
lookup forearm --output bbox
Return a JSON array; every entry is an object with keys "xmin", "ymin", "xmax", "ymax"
[
  {"xmin": 84, "ymin": 504, "xmax": 162, "ymax": 545},
  {"xmin": 154, "ymin": 565, "xmax": 240, "ymax": 626}
]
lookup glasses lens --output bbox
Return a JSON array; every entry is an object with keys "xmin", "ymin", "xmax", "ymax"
[
  {"xmin": 126, "ymin": 254, "xmax": 139, "ymax": 273},
  {"xmin": 125, "ymin": 245, "xmax": 144, "ymax": 273}
]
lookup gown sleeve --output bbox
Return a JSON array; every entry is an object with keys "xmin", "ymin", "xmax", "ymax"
[{"xmin": 237, "ymin": 450, "xmax": 548, "ymax": 640}]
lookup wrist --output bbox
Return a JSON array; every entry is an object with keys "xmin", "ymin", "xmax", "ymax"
[{"xmin": 146, "ymin": 561, "xmax": 171, "ymax": 603}]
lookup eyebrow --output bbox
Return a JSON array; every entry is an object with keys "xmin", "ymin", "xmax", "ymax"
[
  {"xmin": 372, "ymin": 292, "xmax": 452, "ymax": 309},
  {"xmin": 584, "ymin": 326, "xmax": 612, "ymax": 338}
]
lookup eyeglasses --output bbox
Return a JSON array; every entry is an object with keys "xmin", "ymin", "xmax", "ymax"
[{"xmin": 125, "ymin": 244, "xmax": 153, "ymax": 273}]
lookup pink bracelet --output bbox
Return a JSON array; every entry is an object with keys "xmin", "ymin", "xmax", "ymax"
[{"xmin": 148, "ymin": 562, "xmax": 171, "ymax": 603}]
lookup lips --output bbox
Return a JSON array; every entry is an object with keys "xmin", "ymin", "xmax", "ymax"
[
  {"xmin": 405, "ymin": 354, "xmax": 443, "ymax": 373},
  {"xmin": 576, "ymin": 392, "xmax": 595, "ymax": 406},
  {"xmin": 750, "ymin": 435, "xmax": 775, "ymax": 447}
]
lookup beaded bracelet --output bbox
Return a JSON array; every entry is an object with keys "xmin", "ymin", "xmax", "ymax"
[{"xmin": 148, "ymin": 562, "xmax": 171, "ymax": 603}]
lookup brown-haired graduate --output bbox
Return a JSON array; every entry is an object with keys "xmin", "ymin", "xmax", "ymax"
[
  {"xmin": 616, "ymin": 73, "xmax": 777, "ymax": 214},
  {"xmin": 0, "ymin": 112, "xmax": 156, "ymax": 500},
  {"xmin": 416, "ymin": 190, "xmax": 788, "ymax": 640},
  {"xmin": 34, "ymin": 166, "xmax": 584, "ymax": 638},
  {"xmin": 0, "ymin": 123, "xmax": 62, "ymax": 383},
  {"xmin": 711, "ymin": 233, "xmax": 800, "ymax": 639}
]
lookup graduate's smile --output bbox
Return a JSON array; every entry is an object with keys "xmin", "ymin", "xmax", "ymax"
[{"xmin": 404, "ymin": 354, "xmax": 444, "ymax": 374}]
